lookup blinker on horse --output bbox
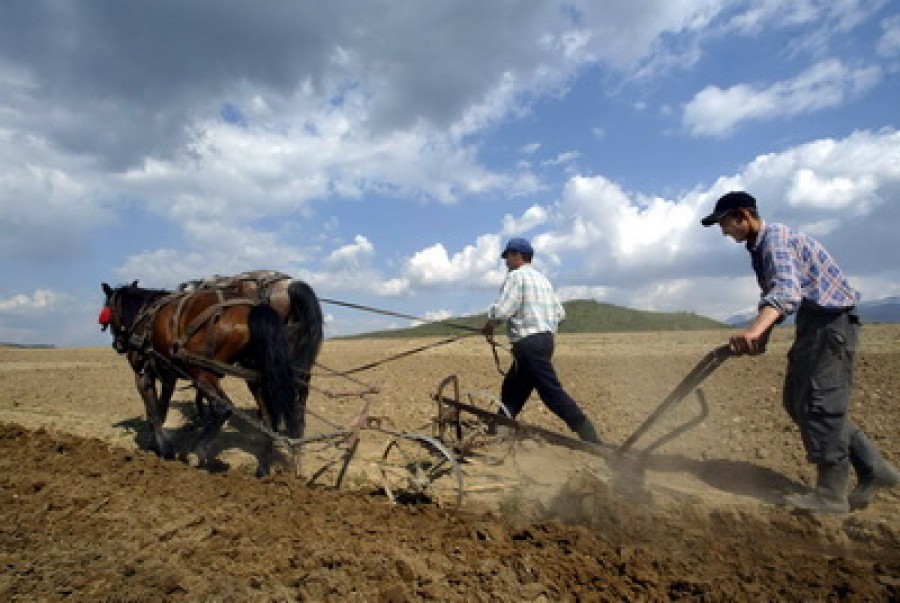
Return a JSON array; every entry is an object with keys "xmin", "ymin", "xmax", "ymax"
[{"xmin": 100, "ymin": 281, "xmax": 299, "ymax": 476}]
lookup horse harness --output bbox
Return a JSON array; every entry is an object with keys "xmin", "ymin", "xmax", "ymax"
[
  {"xmin": 181, "ymin": 270, "xmax": 292, "ymax": 305},
  {"xmin": 116, "ymin": 289, "xmax": 257, "ymax": 378}
]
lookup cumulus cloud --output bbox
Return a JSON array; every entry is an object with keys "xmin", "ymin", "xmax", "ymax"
[
  {"xmin": 476, "ymin": 128, "xmax": 899, "ymax": 299},
  {"xmin": 404, "ymin": 235, "xmax": 504, "ymax": 287},
  {"xmin": 0, "ymin": 2, "xmax": 895, "ymax": 343},
  {"xmin": 501, "ymin": 205, "xmax": 549, "ymax": 235},
  {"xmin": 0, "ymin": 129, "xmax": 114, "ymax": 262},
  {"xmin": 326, "ymin": 235, "xmax": 375, "ymax": 271},
  {"xmin": 683, "ymin": 59, "xmax": 882, "ymax": 136},
  {"xmin": 0, "ymin": 289, "xmax": 68, "ymax": 315}
]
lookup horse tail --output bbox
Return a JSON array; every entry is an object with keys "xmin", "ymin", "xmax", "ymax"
[
  {"xmin": 247, "ymin": 304, "xmax": 300, "ymax": 438},
  {"xmin": 286, "ymin": 280, "xmax": 325, "ymax": 376}
]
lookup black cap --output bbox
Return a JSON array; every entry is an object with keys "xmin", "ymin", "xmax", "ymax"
[{"xmin": 701, "ymin": 191, "xmax": 757, "ymax": 226}]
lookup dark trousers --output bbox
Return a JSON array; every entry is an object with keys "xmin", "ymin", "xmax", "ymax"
[
  {"xmin": 501, "ymin": 332, "xmax": 586, "ymax": 430},
  {"xmin": 783, "ymin": 306, "xmax": 877, "ymax": 468}
]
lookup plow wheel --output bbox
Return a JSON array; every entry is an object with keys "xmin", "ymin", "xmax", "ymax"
[
  {"xmin": 379, "ymin": 434, "xmax": 464, "ymax": 509},
  {"xmin": 433, "ymin": 375, "xmax": 509, "ymax": 454}
]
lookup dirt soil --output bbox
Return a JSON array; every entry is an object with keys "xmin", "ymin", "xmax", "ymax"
[{"xmin": 1, "ymin": 326, "xmax": 899, "ymax": 601}]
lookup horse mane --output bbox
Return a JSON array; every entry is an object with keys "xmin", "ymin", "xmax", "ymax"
[{"xmin": 115, "ymin": 283, "xmax": 171, "ymax": 329}]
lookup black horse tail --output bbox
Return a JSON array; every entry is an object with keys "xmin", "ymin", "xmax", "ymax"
[
  {"xmin": 247, "ymin": 303, "xmax": 300, "ymax": 438},
  {"xmin": 286, "ymin": 280, "xmax": 325, "ymax": 377}
]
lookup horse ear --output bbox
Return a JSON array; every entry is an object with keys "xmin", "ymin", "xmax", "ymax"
[
  {"xmin": 131, "ymin": 279, "xmax": 139, "ymax": 288},
  {"xmin": 102, "ymin": 283, "xmax": 112, "ymax": 295}
]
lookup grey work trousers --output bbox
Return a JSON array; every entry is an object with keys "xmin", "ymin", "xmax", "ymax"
[{"xmin": 783, "ymin": 305, "xmax": 877, "ymax": 468}]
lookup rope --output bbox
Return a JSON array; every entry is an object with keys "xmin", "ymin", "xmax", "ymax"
[
  {"xmin": 320, "ymin": 296, "xmax": 510, "ymax": 376},
  {"xmin": 321, "ymin": 334, "xmax": 470, "ymax": 376},
  {"xmin": 319, "ymin": 297, "xmax": 482, "ymax": 333}
]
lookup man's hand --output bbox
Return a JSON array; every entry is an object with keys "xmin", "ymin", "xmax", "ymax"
[
  {"xmin": 729, "ymin": 305, "xmax": 780, "ymax": 356},
  {"xmin": 728, "ymin": 331, "xmax": 768, "ymax": 356}
]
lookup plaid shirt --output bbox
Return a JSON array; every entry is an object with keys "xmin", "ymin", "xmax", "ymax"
[
  {"xmin": 748, "ymin": 222, "xmax": 859, "ymax": 316},
  {"xmin": 488, "ymin": 264, "xmax": 565, "ymax": 342}
]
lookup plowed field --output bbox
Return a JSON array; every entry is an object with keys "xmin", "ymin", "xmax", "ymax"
[{"xmin": 1, "ymin": 326, "xmax": 898, "ymax": 600}]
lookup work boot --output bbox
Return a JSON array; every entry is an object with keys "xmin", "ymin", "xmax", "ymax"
[
  {"xmin": 783, "ymin": 460, "xmax": 850, "ymax": 514},
  {"xmin": 849, "ymin": 459, "xmax": 900, "ymax": 509},
  {"xmin": 847, "ymin": 429, "xmax": 900, "ymax": 509},
  {"xmin": 572, "ymin": 416, "xmax": 602, "ymax": 445}
]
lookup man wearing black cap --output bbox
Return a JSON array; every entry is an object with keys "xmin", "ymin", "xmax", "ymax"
[
  {"xmin": 702, "ymin": 191, "xmax": 899, "ymax": 513},
  {"xmin": 482, "ymin": 237, "xmax": 602, "ymax": 444}
]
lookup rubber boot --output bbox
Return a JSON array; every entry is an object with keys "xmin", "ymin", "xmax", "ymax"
[
  {"xmin": 847, "ymin": 429, "xmax": 900, "ymax": 509},
  {"xmin": 849, "ymin": 459, "xmax": 900, "ymax": 509},
  {"xmin": 783, "ymin": 460, "xmax": 850, "ymax": 514},
  {"xmin": 572, "ymin": 416, "xmax": 602, "ymax": 445}
]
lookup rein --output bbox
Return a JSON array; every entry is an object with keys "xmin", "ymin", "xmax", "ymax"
[{"xmin": 319, "ymin": 297, "xmax": 509, "ymax": 377}]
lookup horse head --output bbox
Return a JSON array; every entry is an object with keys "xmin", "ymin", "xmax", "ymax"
[{"xmin": 100, "ymin": 280, "xmax": 162, "ymax": 353}]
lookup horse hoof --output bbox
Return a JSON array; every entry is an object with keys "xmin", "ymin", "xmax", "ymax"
[{"xmin": 186, "ymin": 452, "xmax": 203, "ymax": 468}]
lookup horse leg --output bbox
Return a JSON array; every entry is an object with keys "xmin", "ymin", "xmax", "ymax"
[
  {"xmin": 189, "ymin": 376, "xmax": 233, "ymax": 469},
  {"xmin": 192, "ymin": 389, "xmax": 209, "ymax": 427},
  {"xmin": 134, "ymin": 371, "xmax": 174, "ymax": 459},
  {"xmin": 247, "ymin": 381, "xmax": 277, "ymax": 478}
]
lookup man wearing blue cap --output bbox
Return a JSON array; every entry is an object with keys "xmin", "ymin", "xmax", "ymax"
[
  {"xmin": 702, "ymin": 191, "xmax": 899, "ymax": 513},
  {"xmin": 482, "ymin": 237, "xmax": 602, "ymax": 444}
]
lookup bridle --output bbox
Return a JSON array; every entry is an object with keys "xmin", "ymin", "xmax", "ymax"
[
  {"xmin": 102, "ymin": 287, "xmax": 162, "ymax": 355},
  {"xmin": 101, "ymin": 289, "xmax": 133, "ymax": 354}
]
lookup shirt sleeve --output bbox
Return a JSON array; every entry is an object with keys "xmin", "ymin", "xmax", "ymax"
[
  {"xmin": 488, "ymin": 271, "xmax": 523, "ymax": 321},
  {"xmin": 758, "ymin": 228, "xmax": 802, "ymax": 316}
]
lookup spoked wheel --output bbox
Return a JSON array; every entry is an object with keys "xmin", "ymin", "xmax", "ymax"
[
  {"xmin": 380, "ymin": 434, "xmax": 464, "ymax": 509},
  {"xmin": 434, "ymin": 387, "xmax": 511, "ymax": 454}
]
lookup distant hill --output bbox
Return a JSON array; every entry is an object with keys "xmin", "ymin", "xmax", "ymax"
[
  {"xmin": 726, "ymin": 296, "xmax": 900, "ymax": 327},
  {"xmin": 0, "ymin": 342, "xmax": 56, "ymax": 349},
  {"xmin": 345, "ymin": 299, "xmax": 726, "ymax": 339},
  {"xmin": 858, "ymin": 296, "xmax": 900, "ymax": 323}
]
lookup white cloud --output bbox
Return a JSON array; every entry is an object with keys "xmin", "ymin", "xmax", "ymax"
[
  {"xmin": 0, "ymin": 129, "xmax": 114, "ymax": 262},
  {"xmin": 683, "ymin": 59, "xmax": 882, "ymax": 136},
  {"xmin": 787, "ymin": 168, "xmax": 877, "ymax": 212},
  {"xmin": 540, "ymin": 175, "xmax": 696, "ymax": 269},
  {"xmin": 541, "ymin": 151, "xmax": 580, "ymax": 167},
  {"xmin": 326, "ymin": 235, "xmax": 375, "ymax": 270},
  {"xmin": 488, "ymin": 128, "xmax": 900, "ymax": 293},
  {"xmin": 737, "ymin": 130, "xmax": 900, "ymax": 217},
  {"xmin": 404, "ymin": 235, "xmax": 504, "ymax": 287},
  {"xmin": 501, "ymin": 205, "xmax": 549, "ymax": 235},
  {"xmin": 0, "ymin": 289, "xmax": 68, "ymax": 314},
  {"xmin": 878, "ymin": 15, "xmax": 900, "ymax": 57}
]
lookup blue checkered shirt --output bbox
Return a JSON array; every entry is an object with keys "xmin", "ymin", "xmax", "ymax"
[
  {"xmin": 748, "ymin": 222, "xmax": 860, "ymax": 316},
  {"xmin": 488, "ymin": 265, "xmax": 565, "ymax": 342}
]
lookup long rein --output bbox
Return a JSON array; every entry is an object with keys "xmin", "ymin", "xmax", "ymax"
[{"xmin": 314, "ymin": 297, "xmax": 509, "ymax": 383}]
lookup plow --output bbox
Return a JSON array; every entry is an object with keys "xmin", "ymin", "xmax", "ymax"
[
  {"xmin": 290, "ymin": 338, "xmax": 733, "ymax": 510},
  {"xmin": 378, "ymin": 344, "xmax": 733, "ymax": 508}
]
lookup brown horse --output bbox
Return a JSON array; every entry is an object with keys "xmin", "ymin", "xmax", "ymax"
[
  {"xmin": 179, "ymin": 270, "xmax": 324, "ymax": 432},
  {"xmin": 100, "ymin": 281, "xmax": 299, "ymax": 476}
]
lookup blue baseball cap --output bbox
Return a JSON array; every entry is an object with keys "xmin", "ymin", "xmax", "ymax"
[{"xmin": 501, "ymin": 237, "xmax": 534, "ymax": 258}]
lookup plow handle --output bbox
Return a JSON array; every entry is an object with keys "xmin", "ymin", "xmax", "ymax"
[{"xmin": 617, "ymin": 345, "xmax": 732, "ymax": 454}]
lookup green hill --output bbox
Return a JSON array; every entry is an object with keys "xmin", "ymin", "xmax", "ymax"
[{"xmin": 344, "ymin": 299, "xmax": 725, "ymax": 339}]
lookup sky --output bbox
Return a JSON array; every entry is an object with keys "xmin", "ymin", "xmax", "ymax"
[{"xmin": 1, "ymin": 0, "xmax": 899, "ymax": 347}]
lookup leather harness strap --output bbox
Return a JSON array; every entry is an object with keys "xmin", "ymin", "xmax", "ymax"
[{"xmin": 176, "ymin": 297, "xmax": 254, "ymax": 358}]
